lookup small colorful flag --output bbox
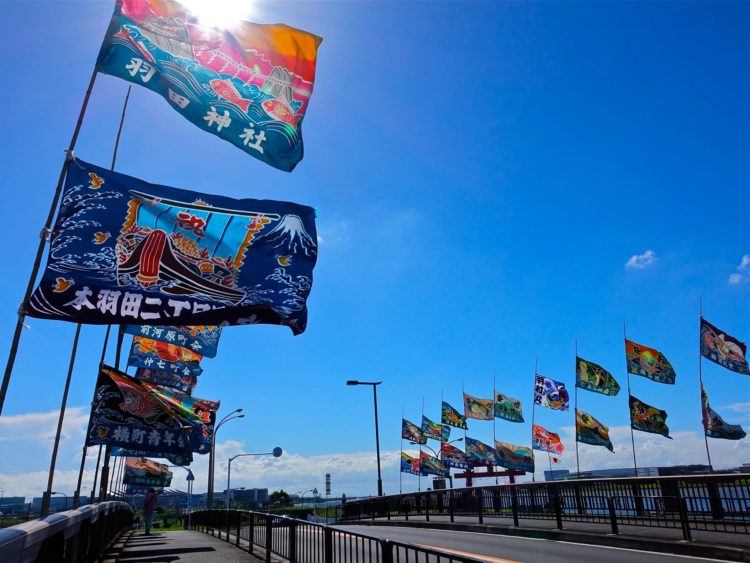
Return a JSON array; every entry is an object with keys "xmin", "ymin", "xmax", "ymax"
[
  {"xmin": 532, "ymin": 424, "xmax": 564, "ymax": 455},
  {"xmin": 27, "ymin": 159, "xmax": 318, "ymax": 333},
  {"xmin": 625, "ymin": 339, "xmax": 676, "ymax": 384},
  {"xmin": 402, "ymin": 418, "xmax": 426, "ymax": 444},
  {"xmin": 576, "ymin": 357, "xmax": 620, "ymax": 396},
  {"xmin": 128, "ymin": 336, "xmax": 203, "ymax": 377},
  {"xmin": 441, "ymin": 401, "xmax": 468, "ymax": 429},
  {"xmin": 494, "ymin": 391, "xmax": 524, "ymax": 422},
  {"xmin": 135, "ymin": 368, "xmax": 197, "ymax": 395},
  {"xmin": 533, "ymin": 375, "xmax": 569, "ymax": 411},
  {"xmin": 629, "ymin": 395, "xmax": 672, "ymax": 439},
  {"xmin": 123, "ymin": 457, "xmax": 173, "ymax": 487},
  {"xmin": 125, "ymin": 325, "xmax": 222, "ymax": 358},
  {"xmin": 575, "ymin": 409, "xmax": 614, "ymax": 452},
  {"xmin": 400, "ymin": 452, "xmax": 421, "ymax": 475},
  {"xmin": 97, "ymin": 0, "xmax": 322, "ymax": 172},
  {"xmin": 440, "ymin": 442, "xmax": 471, "ymax": 469},
  {"xmin": 463, "ymin": 393, "xmax": 494, "ymax": 420},
  {"xmin": 700, "ymin": 318, "xmax": 749, "ymax": 375},
  {"xmin": 465, "ymin": 437, "xmax": 500, "ymax": 465},
  {"xmin": 494, "ymin": 441, "xmax": 534, "ymax": 472},
  {"xmin": 420, "ymin": 451, "xmax": 450, "ymax": 477},
  {"xmin": 421, "ymin": 415, "xmax": 451, "ymax": 442},
  {"xmin": 702, "ymin": 384, "xmax": 747, "ymax": 440}
]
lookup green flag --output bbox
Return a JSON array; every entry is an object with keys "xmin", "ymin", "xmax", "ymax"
[
  {"xmin": 441, "ymin": 401, "xmax": 468, "ymax": 429},
  {"xmin": 576, "ymin": 409, "xmax": 614, "ymax": 452},
  {"xmin": 576, "ymin": 356, "xmax": 620, "ymax": 396},
  {"xmin": 629, "ymin": 395, "xmax": 672, "ymax": 439}
]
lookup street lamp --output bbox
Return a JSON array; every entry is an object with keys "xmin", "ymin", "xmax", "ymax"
[
  {"xmin": 168, "ymin": 466, "xmax": 195, "ymax": 529},
  {"xmin": 226, "ymin": 447, "xmax": 282, "ymax": 509},
  {"xmin": 207, "ymin": 408, "xmax": 244, "ymax": 508},
  {"xmin": 346, "ymin": 380, "xmax": 383, "ymax": 496},
  {"xmin": 50, "ymin": 491, "xmax": 68, "ymax": 512}
]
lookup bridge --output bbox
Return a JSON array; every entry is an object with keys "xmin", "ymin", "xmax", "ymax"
[{"xmin": 0, "ymin": 474, "xmax": 747, "ymax": 562}]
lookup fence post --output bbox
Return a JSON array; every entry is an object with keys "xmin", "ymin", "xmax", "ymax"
[
  {"xmin": 380, "ymin": 539, "xmax": 394, "ymax": 563},
  {"xmin": 553, "ymin": 489, "xmax": 563, "ymax": 530},
  {"xmin": 265, "ymin": 515, "xmax": 273, "ymax": 563},
  {"xmin": 679, "ymin": 498, "xmax": 693, "ymax": 542},
  {"xmin": 288, "ymin": 520, "xmax": 297, "ymax": 563},
  {"xmin": 236, "ymin": 512, "xmax": 241, "ymax": 547},
  {"xmin": 425, "ymin": 493, "xmax": 430, "ymax": 522},
  {"xmin": 511, "ymin": 487, "xmax": 519, "ymax": 527},
  {"xmin": 324, "ymin": 526, "xmax": 333, "ymax": 563},
  {"xmin": 476, "ymin": 490, "xmax": 484, "ymax": 525},
  {"xmin": 607, "ymin": 497, "xmax": 619, "ymax": 535},
  {"xmin": 248, "ymin": 513, "xmax": 254, "ymax": 554},
  {"xmin": 449, "ymin": 489, "xmax": 455, "ymax": 523},
  {"xmin": 225, "ymin": 510, "xmax": 230, "ymax": 542}
]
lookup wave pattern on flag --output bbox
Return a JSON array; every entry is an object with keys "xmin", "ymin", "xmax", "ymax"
[{"xmin": 533, "ymin": 375, "xmax": 569, "ymax": 411}]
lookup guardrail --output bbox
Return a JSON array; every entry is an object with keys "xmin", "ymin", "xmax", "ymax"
[
  {"xmin": 338, "ymin": 473, "xmax": 750, "ymax": 539},
  {"xmin": 0, "ymin": 501, "xmax": 133, "ymax": 563},
  {"xmin": 191, "ymin": 509, "xmax": 486, "ymax": 563}
]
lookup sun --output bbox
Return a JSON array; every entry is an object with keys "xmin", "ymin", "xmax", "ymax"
[{"xmin": 180, "ymin": 0, "xmax": 256, "ymax": 29}]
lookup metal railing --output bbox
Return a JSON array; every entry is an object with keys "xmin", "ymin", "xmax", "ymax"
[
  {"xmin": 0, "ymin": 501, "xmax": 133, "ymax": 562},
  {"xmin": 191, "ymin": 509, "xmax": 486, "ymax": 563},
  {"xmin": 338, "ymin": 473, "xmax": 750, "ymax": 540}
]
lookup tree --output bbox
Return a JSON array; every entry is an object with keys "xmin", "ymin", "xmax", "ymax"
[{"xmin": 270, "ymin": 490, "xmax": 292, "ymax": 506}]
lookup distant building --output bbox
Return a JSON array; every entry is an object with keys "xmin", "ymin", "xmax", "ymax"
[
  {"xmin": 222, "ymin": 487, "xmax": 269, "ymax": 507},
  {"xmin": 31, "ymin": 496, "xmax": 73, "ymax": 513},
  {"xmin": 0, "ymin": 497, "xmax": 26, "ymax": 515},
  {"xmin": 543, "ymin": 465, "xmax": 715, "ymax": 481}
]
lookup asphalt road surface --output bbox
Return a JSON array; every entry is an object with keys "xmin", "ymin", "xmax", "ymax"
[{"xmin": 335, "ymin": 525, "xmax": 728, "ymax": 563}]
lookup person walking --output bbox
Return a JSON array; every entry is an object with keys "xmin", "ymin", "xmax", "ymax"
[{"xmin": 143, "ymin": 488, "xmax": 158, "ymax": 535}]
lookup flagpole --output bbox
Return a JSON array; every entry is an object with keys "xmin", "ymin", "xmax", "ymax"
[
  {"xmin": 99, "ymin": 326, "xmax": 125, "ymax": 501},
  {"xmin": 547, "ymin": 451, "xmax": 553, "ymax": 478},
  {"xmin": 623, "ymin": 322, "xmax": 639, "ymax": 475},
  {"xmin": 699, "ymin": 298, "xmax": 714, "ymax": 472},
  {"xmin": 90, "ymin": 446, "xmax": 103, "ymax": 505},
  {"xmin": 400, "ymin": 406, "xmax": 404, "ymax": 494},
  {"xmin": 492, "ymin": 370, "xmax": 498, "ymax": 485},
  {"xmin": 419, "ymin": 397, "xmax": 424, "ymax": 492},
  {"xmin": 531, "ymin": 357, "xmax": 537, "ymax": 483},
  {"xmin": 574, "ymin": 339, "xmax": 580, "ymax": 478},
  {"xmin": 0, "ymin": 66, "xmax": 99, "ymax": 417}
]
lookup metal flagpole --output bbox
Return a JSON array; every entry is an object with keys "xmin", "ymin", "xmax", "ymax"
[
  {"xmin": 623, "ymin": 322, "xmax": 638, "ymax": 475},
  {"xmin": 461, "ymin": 380, "xmax": 468, "ymax": 486},
  {"xmin": 492, "ymin": 370, "xmax": 498, "ymax": 484},
  {"xmin": 99, "ymin": 326, "xmax": 125, "ymax": 501},
  {"xmin": 90, "ymin": 446, "xmax": 103, "ymax": 504},
  {"xmin": 40, "ymin": 324, "xmax": 83, "ymax": 517},
  {"xmin": 531, "ymin": 357, "xmax": 538, "ymax": 482},
  {"xmin": 699, "ymin": 298, "xmax": 714, "ymax": 472},
  {"xmin": 0, "ymin": 66, "xmax": 99, "ymax": 416},
  {"xmin": 400, "ymin": 407, "xmax": 404, "ymax": 494},
  {"xmin": 418, "ymin": 397, "xmax": 424, "ymax": 492},
  {"xmin": 575, "ymin": 337, "xmax": 581, "ymax": 479}
]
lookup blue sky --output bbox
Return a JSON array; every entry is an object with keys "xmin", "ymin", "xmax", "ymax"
[{"xmin": 0, "ymin": 1, "xmax": 747, "ymax": 499}]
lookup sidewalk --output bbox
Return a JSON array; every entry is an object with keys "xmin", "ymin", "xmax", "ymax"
[{"xmin": 110, "ymin": 530, "xmax": 259, "ymax": 562}]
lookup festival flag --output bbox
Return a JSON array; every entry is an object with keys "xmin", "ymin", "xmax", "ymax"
[
  {"xmin": 494, "ymin": 391, "xmax": 524, "ymax": 422},
  {"xmin": 402, "ymin": 419, "xmax": 425, "ymax": 444},
  {"xmin": 123, "ymin": 457, "xmax": 173, "ymax": 487},
  {"xmin": 494, "ymin": 441, "xmax": 534, "ymax": 472},
  {"xmin": 575, "ymin": 409, "xmax": 614, "ymax": 452},
  {"xmin": 27, "ymin": 159, "xmax": 318, "ymax": 333},
  {"xmin": 629, "ymin": 395, "xmax": 672, "ymax": 439},
  {"xmin": 420, "ymin": 451, "xmax": 450, "ymax": 477},
  {"xmin": 465, "ymin": 437, "xmax": 500, "ymax": 465},
  {"xmin": 128, "ymin": 336, "xmax": 203, "ymax": 378},
  {"xmin": 702, "ymin": 384, "xmax": 747, "ymax": 440},
  {"xmin": 441, "ymin": 401, "xmax": 468, "ymax": 429},
  {"xmin": 531, "ymin": 424, "xmax": 564, "ymax": 455},
  {"xmin": 700, "ymin": 318, "xmax": 749, "ymax": 375},
  {"xmin": 463, "ymin": 393, "xmax": 494, "ymax": 421},
  {"xmin": 440, "ymin": 442, "xmax": 471, "ymax": 469},
  {"xmin": 533, "ymin": 375, "xmax": 569, "ymax": 411},
  {"xmin": 86, "ymin": 365, "xmax": 194, "ymax": 457},
  {"xmin": 126, "ymin": 484, "xmax": 164, "ymax": 495},
  {"xmin": 625, "ymin": 339, "xmax": 676, "ymax": 384},
  {"xmin": 125, "ymin": 325, "xmax": 222, "ymax": 358},
  {"xmin": 576, "ymin": 357, "xmax": 620, "ymax": 396},
  {"xmin": 400, "ymin": 452, "xmax": 421, "ymax": 475},
  {"xmin": 421, "ymin": 415, "xmax": 451, "ymax": 442},
  {"xmin": 135, "ymin": 368, "xmax": 197, "ymax": 395},
  {"xmin": 112, "ymin": 446, "xmax": 192, "ymax": 466},
  {"xmin": 97, "ymin": 0, "xmax": 322, "ymax": 172}
]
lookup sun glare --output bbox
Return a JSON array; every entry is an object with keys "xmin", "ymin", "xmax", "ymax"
[{"xmin": 180, "ymin": 0, "xmax": 256, "ymax": 29}]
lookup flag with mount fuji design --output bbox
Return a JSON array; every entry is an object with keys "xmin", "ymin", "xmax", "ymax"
[{"xmin": 27, "ymin": 159, "xmax": 317, "ymax": 333}]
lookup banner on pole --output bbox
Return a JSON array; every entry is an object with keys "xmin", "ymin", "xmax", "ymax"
[
  {"xmin": 575, "ymin": 357, "xmax": 620, "ymax": 396},
  {"xmin": 575, "ymin": 409, "xmax": 614, "ymax": 452},
  {"xmin": 400, "ymin": 452, "xmax": 420, "ymax": 475},
  {"xmin": 125, "ymin": 325, "xmax": 222, "ymax": 358},
  {"xmin": 135, "ymin": 368, "xmax": 197, "ymax": 395},
  {"xmin": 494, "ymin": 391, "xmax": 524, "ymax": 422},
  {"xmin": 494, "ymin": 441, "xmax": 534, "ymax": 472},
  {"xmin": 440, "ymin": 442, "xmax": 471, "ymax": 469},
  {"xmin": 702, "ymin": 383, "xmax": 746, "ymax": 440},
  {"xmin": 625, "ymin": 339, "xmax": 676, "ymax": 384},
  {"xmin": 465, "ymin": 436, "xmax": 500, "ymax": 465},
  {"xmin": 533, "ymin": 375, "xmax": 569, "ymax": 411},
  {"xmin": 128, "ymin": 336, "xmax": 203, "ymax": 377},
  {"xmin": 402, "ymin": 419, "xmax": 425, "ymax": 444},
  {"xmin": 532, "ymin": 424, "xmax": 564, "ymax": 455},
  {"xmin": 441, "ymin": 401, "xmax": 468, "ymax": 429},
  {"xmin": 463, "ymin": 393, "xmax": 494, "ymax": 420},
  {"xmin": 28, "ymin": 159, "xmax": 318, "ymax": 333},
  {"xmin": 629, "ymin": 395, "xmax": 672, "ymax": 439},
  {"xmin": 700, "ymin": 318, "xmax": 749, "ymax": 375},
  {"xmin": 421, "ymin": 415, "xmax": 450, "ymax": 442},
  {"xmin": 123, "ymin": 457, "xmax": 173, "ymax": 487},
  {"xmin": 112, "ymin": 446, "xmax": 192, "ymax": 466},
  {"xmin": 419, "ymin": 451, "xmax": 449, "ymax": 477}
]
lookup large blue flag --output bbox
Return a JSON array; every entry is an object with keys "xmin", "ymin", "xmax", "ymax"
[
  {"xmin": 125, "ymin": 325, "xmax": 222, "ymax": 358},
  {"xmin": 28, "ymin": 159, "xmax": 318, "ymax": 333},
  {"xmin": 128, "ymin": 336, "xmax": 203, "ymax": 378}
]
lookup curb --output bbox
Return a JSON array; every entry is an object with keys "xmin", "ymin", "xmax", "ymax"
[{"xmin": 343, "ymin": 520, "xmax": 750, "ymax": 562}]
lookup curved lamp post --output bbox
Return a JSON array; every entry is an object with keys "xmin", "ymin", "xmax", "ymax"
[
  {"xmin": 168, "ymin": 465, "xmax": 195, "ymax": 529},
  {"xmin": 207, "ymin": 408, "xmax": 244, "ymax": 508},
  {"xmin": 346, "ymin": 380, "xmax": 383, "ymax": 496},
  {"xmin": 226, "ymin": 447, "xmax": 282, "ymax": 509}
]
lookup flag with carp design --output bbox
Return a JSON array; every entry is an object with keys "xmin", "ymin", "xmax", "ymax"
[
  {"xmin": 532, "ymin": 424, "xmax": 564, "ymax": 455},
  {"xmin": 465, "ymin": 437, "xmax": 500, "ymax": 465},
  {"xmin": 441, "ymin": 401, "xmax": 468, "ymax": 429},
  {"xmin": 400, "ymin": 452, "xmax": 420, "ymax": 475},
  {"xmin": 701, "ymin": 384, "xmax": 746, "ymax": 440},
  {"xmin": 625, "ymin": 339, "xmax": 676, "ymax": 384},
  {"xmin": 27, "ymin": 160, "xmax": 317, "ymax": 333},
  {"xmin": 575, "ymin": 409, "xmax": 614, "ymax": 452},
  {"xmin": 421, "ymin": 415, "xmax": 450, "ymax": 442},
  {"xmin": 494, "ymin": 441, "xmax": 534, "ymax": 472},
  {"xmin": 463, "ymin": 393, "xmax": 494, "ymax": 420},
  {"xmin": 97, "ymin": 0, "xmax": 322, "ymax": 172},
  {"xmin": 700, "ymin": 318, "xmax": 748, "ymax": 375},
  {"xmin": 494, "ymin": 391, "xmax": 524, "ymax": 422},
  {"xmin": 629, "ymin": 395, "xmax": 672, "ymax": 439},
  {"xmin": 441, "ymin": 442, "xmax": 471, "ymax": 469},
  {"xmin": 401, "ymin": 419, "xmax": 425, "ymax": 444},
  {"xmin": 420, "ymin": 451, "xmax": 449, "ymax": 477},
  {"xmin": 128, "ymin": 336, "xmax": 203, "ymax": 377},
  {"xmin": 576, "ymin": 357, "xmax": 620, "ymax": 396},
  {"xmin": 533, "ymin": 375, "xmax": 569, "ymax": 411},
  {"xmin": 125, "ymin": 325, "xmax": 222, "ymax": 358},
  {"xmin": 123, "ymin": 457, "xmax": 173, "ymax": 487},
  {"xmin": 135, "ymin": 367, "xmax": 197, "ymax": 395}
]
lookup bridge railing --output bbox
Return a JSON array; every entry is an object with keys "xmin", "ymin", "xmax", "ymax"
[
  {"xmin": 0, "ymin": 501, "xmax": 133, "ymax": 563},
  {"xmin": 339, "ymin": 473, "xmax": 749, "ymax": 539},
  {"xmin": 191, "ymin": 509, "xmax": 487, "ymax": 563}
]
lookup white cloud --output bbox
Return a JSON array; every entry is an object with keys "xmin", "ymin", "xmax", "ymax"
[
  {"xmin": 728, "ymin": 254, "xmax": 750, "ymax": 285},
  {"xmin": 625, "ymin": 250, "xmax": 656, "ymax": 270}
]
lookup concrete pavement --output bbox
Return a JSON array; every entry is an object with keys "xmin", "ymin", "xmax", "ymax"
[{"xmin": 113, "ymin": 530, "xmax": 259, "ymax": 562}]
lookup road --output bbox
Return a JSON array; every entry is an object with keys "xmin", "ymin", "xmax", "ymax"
[{"xmin": 335, "ymin": 524, "xmax": 728, "ymax": 563}]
